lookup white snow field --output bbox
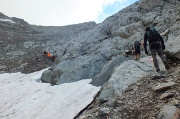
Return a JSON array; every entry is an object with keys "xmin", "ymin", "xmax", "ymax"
[{"xmin": 0, "ymin": 69, "xmax": 101, "ymax": 119}]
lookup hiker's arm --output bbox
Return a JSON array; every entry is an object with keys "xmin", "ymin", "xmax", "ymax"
[
  {"xmin": 143, "ymin": 33, "xmax": 148, "ymax": 55},
  {"xmin": 159, "ymin": 34, "xmax": 165, "ymax": 50},
  {"xmin": 143, "ymin": 33, "xmax": 148, "ymax": 49},
  {"xmin": 143, "ymin": 34, "xmax": 148, "ymax": 49}
]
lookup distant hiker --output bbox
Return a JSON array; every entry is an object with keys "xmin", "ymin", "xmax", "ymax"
[
  {"xmin": 131, "ymin": 46, "xmax": 135, "ymax": 55},
  {"xmin": 51, "ymin": 55, "xmax": 55, "ymax": 62},
  {"xmin": 143, "ymin": 27, "xmax": 169, "ymax": 72},
  {"xmin": 43, "ymin": 51, "xmax": 47, "ymax": 55},
  {"xmin": 43, "ymin": 51, "xmax": 55, "ymax": 62},
  {"xmin": 43, "ymin": 51, "xmax": 51, "ymax": 57},
  {"xmin": 134, "ymin": 40, "xmax": 141, "ymax": 60}
]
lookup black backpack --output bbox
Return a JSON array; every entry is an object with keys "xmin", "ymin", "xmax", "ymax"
[
  {"xmin": 148, "ymin": 29, "xmax": 160, "ymax": 43},
  {"xmin": 134, "ymin": 41, "xmax": 140, "ymax": 49}
]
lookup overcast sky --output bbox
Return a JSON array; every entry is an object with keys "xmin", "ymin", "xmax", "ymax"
[{"xmin": 0, "ymin": 0, "xmax": 138, "ymax": 26}]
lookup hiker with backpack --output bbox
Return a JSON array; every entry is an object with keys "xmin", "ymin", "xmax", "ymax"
[
  {"xmin": 143, "ymin": 27, "xmax": 169, "ymax": 72},
  {"xmin": 43, "ymin": 51, "xmax": 55, "ymax": 62},
  {"xmin": 134, "ymin": 40, "xmax": 141, "ymax": 60}
]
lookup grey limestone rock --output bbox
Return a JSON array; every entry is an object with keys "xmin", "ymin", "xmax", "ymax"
[
  {"xmin": 43, "ymin": 54, "xmax": 108, "ymax": 84},
  {"xmin": 158, "ymin": 105, "xmax": 180, "ymax": 119},
  {"xmin": 99, "ymin": 56, "xmax": 155, "ymax": 101},
  {"xmin": 90, "ymin": 55, "xmax": 127, "ymax": 86}
]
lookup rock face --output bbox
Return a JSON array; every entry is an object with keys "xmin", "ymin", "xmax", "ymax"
[
  {"xmin": 90, "ymin": 55, "xmax": 128, "ymax": 86},
  {"xmin": 41, "ymin": 54, "xmax": 107, "ymax": 84},
  {"xmin": 40, "ymin": 0, "xmax": 180, "ymax": 85},
  {"xmin": 99, "ymin": 56, "xmax": 156, "ymax": 101},
  {"xmin": 0, "ymin": 14, "xmax": 97, "ymax": 73}
]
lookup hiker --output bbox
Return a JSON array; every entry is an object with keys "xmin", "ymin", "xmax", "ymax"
[
  {"xmin": 51, "ymin": 55, "xmax": 55, "ymax": 62},
  {"xmin": 43, "ymin": 51, "xmax": 54, "ymax": 61},
  {"xmin": 143, "ymin": 27, "xmax": 169, "ymax": 72},
  {"xmin": 134, "ymin": 40, "xmax": 141, "ymax": 60},
  {"xmin": 43, "ymin": 51, "xmax": 48, "ymax": 56},
  {"xmin": 43, "ymin": 51, "xmax": 51, "ymax": 57},
  {"xmin": 131, "ymin": 46, "xmax": 135, "ymax": 55}
]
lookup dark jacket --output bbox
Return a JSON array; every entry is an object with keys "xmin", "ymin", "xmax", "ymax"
[
  {"xmin": 144, "ymin": 31, "xmax": 165, "ymax": 50},
  {"xmin": 134, "ymin": 41, "xmax": 141, "ymax": 54}
]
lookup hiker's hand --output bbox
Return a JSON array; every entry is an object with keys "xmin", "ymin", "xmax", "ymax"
[
  {"xmin": 162, "ymin": 45, "xmax": 165, "ymax": 50},
  {"xmin": 145, "ymin": 49, "xmax": 148, "ymax": 55}
]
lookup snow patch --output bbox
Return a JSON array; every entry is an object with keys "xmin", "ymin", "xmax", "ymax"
[
  {"xmin": 0, "ymin": 18, "xmax": 15, "ymax": 24},
  {"xmin": 0, "ymin": 68, "xmax": 101, "ymax": 119}
]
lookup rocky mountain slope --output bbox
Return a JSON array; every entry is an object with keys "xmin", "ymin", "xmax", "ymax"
[
  {"xmin": 0, "ymin": 12, "xmax": 96, "ymax": 73},
  {"xmin": 77, "ymin": 62, "xmax": 180, "ymax": 119},
  {"xmin": 0, "ymin": 0, "xmax": 180, "ymax": 118},
  {"xmin": 40, "ymin": 0, "xmax": 180, "ymax": 85}
]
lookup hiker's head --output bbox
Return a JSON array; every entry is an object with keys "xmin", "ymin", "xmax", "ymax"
[
  {"xmin": 145, "ymin": 27, "xmax": 150, "ymax": 31},
  {"xmin": 44, "ymin": 51, "xmax": 47, "ymax": 54}
]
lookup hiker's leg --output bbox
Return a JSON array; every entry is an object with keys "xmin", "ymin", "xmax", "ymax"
[
  {"xmin": 150, "ymin": 49, "xmax": 160, "ymax": 71},
  {"xmin": 134, "ymin": 49, "xmax": 137, "ymax": 59},
  {"xmin": 137, "ymin": 54, "xmax": 140, "ymax": 59},
  {"xmin": 134, "ymin": 53, "xmax": 137, "ymax": 60},
  {"xmin": 51, "ymin": 56, "xmax": 55, "ymax": 62},
  {"xmin": 137, "ymin": 49, "xmax": 141, "ymax": 59},
  {"xmin": 157, "ymin": 49, "xmax": 169, "ymax": 70}
]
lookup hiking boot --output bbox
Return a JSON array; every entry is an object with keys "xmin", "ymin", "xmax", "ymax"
[{"xmin": 134, "ymin": 58, "xmax": 137, "ymax": 61}]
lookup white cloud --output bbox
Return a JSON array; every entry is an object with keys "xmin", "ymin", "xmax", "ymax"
[
  {"xmin": 0, "ymin": 0, "xmax": 129, "ymax": 26},
  {"xmin": 96, "ymin": 0, "xmax": 130, "ymax": 23}
]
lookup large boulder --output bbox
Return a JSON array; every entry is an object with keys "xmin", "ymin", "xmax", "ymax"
[
  {"xmin": 90, "ymin": 55, "xmax": 127, "ymax": 86},
  {"xmin": 41, "ymin": 54, "xmax": 107, "ymax": 84},
  {"xmin": 138, "ymin": 0, "xmax": 164, "ymax": 13},
  {"xmin": 158, "ymin": 105, "xmax": 180, "ymax": 119},
  {"xmin": 41, "ymin": 68, "xmax": 63, "ymax": 85},
  {"xmin": 166, "ymin": 35, "xmax": 180, "ymax": 59},
  {"xmin": 99, "ymin": 56, "xmax": 160, "ymax": 101},
  {"xmin": 112, "ymin": 21, "xmax": 144, "ymax": 38}
]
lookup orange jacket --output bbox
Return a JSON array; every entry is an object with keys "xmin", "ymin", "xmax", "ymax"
[{"xmin": 47, "ymin": 53, "xmax": 51, "ymax": 57}]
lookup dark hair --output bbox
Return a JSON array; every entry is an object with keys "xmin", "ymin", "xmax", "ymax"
[
  {"xmin": 145, "ymin": 27, "xmax": 150, "ymax": 31},
  {"xmin": 44, "ymin": 51, "xmax": 47, "ymax": 54}
]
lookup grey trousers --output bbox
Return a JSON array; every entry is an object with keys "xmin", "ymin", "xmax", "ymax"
[{"xmin": 150, "ymin": 48, "xmax": 169, "ymax": 71}]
